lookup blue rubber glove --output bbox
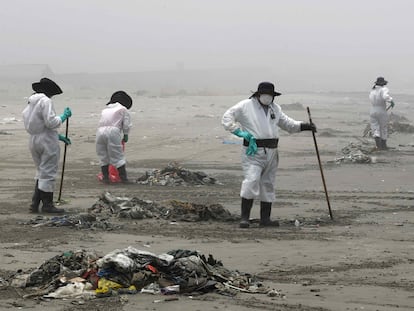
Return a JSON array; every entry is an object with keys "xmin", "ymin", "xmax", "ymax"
[
  {"xmin": 58, "ymin": 134, "xmax": 71, "ymax": 145},
  {"xmin": 60, "ymin": 107, "xmax": 72, "ymax": 122},
  {"xmin": 246, "ymin": 137, "xmax": 258, "ymax": 156},
  {"xmin": 122, "ymin": 134, "xmax": 128, "ymax": 143},
  {"xmin": 232, "ymin": 128, "xmax": 253, "ymax": 142}
]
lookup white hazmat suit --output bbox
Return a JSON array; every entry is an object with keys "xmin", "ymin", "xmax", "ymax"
[
  {"xmin": 22, "ymin": 93, "xmax": 63, "ymax": 192},
  {"xmin": 369, "ymin": 85, "xmax": 393, "ymax": 140},
  {"xmin": 96, "ymin": 102, "xmax": 132, "ymax": 168},
  {"xmin": 222, "ymin": 97, "xmax": 302, "ymax": 202}
]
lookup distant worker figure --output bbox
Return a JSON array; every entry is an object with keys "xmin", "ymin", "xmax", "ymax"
[
  {"xmin": 22, "ymin": 77, "xmax": 72, "ymax": 214},
  {"xmin": 369, "ymin": 77, "xmax": 395, "ymax": 150},
  {"xmin": 222, "ymin": 82, "xmax": 316, "ymax": 228},
  {"xmin": 96, "ymin": 91, "xmax": 133, "ymax": 184}
]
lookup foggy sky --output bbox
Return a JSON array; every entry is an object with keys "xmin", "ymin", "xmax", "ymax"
[{"xmin": 1, "ymin": 0, "xmax": 413, "ymax": 92}]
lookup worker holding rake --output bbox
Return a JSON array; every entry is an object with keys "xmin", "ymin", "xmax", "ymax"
[
  {"xmin": 222, "ymin": 82, "xmax": 317, "ymax": 228},
  {"xmin": 23, "ymin": 77, "xmax": 72, "ymax": 214}
]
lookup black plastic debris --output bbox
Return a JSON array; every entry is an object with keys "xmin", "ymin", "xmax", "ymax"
[{"xmin": 136, "ymin": 162, "xmax": 219, "ymax": 186}]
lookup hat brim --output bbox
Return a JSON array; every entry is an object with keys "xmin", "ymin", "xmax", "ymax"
[
  {"xmin": 250, "ymin": 91, "xmax": 282, "ymax": 98},
  {"xmin": 32, "ymin": 81, "xmax": 63, "ymax": 96}
]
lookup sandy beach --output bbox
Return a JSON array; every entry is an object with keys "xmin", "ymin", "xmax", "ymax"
[{"xmin": 1, "ymin": 90, "xmax": 414, "ymax": 311}]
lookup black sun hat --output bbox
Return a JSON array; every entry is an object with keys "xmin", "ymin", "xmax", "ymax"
[
  {"xmin": 250, "ymin": 81, "xmax": 282, "ymax": 98},
  {"xmin": 107, "ymin": 91, "xmax": 133, "ymax": 109},
  {"xmin": 32, "ymin": 77, "xmax": 63, "ymax": 96},
  {"xmin": 374, "ymin": 77, "xmax": 388, "ymax": 86}
]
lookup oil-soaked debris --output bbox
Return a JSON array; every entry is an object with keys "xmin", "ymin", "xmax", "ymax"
[
  {"xmin": 334, "ymin": 140, "xmax": 374, "ymax": 164},
  {"xmin": 89, "ymin": 192, "xmax": 238, "ymax": 222},
  {"xmin": 23, "ymin": 214, "xmax": 123, "ymax": 231},
  {"xmin": 363, "ymin": 112, "xmax": 414, "ymax": 137},
  {"xmin": 136, "ymin": 161, "xmax": 219, "ymax": 186},
  {"xmin": 4, "ymin": 247, "xmax": 272, "ymax": 300},
  {"xmin": 23, "ymin": 192, "xmax": 237, "ymax": 230}
]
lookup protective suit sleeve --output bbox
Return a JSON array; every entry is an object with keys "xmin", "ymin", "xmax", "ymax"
[
  {"xmin": 382, "ymin": 87, "xmax": 393, "ymax": 103},
  {"xmin": 222, "ymin": 103, "xmax": 242, "ymax": 132},
  {"xmin": 42, "ymin": 98, "xmax": 62, "ymax": 129},
  {"xmin": 277, "ymin": 110, "xmax": 302, "ymax": 133},
  {"xmin": 122, "ymin": 110, "xmax": 132, "ymax": 135}
]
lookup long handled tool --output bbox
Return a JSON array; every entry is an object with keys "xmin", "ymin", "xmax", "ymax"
[
  {"xmin": 57, "ymin": 118, "xmax": 69, "ymax": 203},
  {"xmin": 307, "ymin": 107, "xmax": 333, "ymax": 220}
]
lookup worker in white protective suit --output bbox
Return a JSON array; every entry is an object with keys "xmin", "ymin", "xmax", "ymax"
[
  {"xmin": 222, "ymin": 82, "xmax": 316, "ymax": 228},
  {"xmin": 22, "ymin": 77, "xmax": 72, "ymax": 213},
  {"xmin": 369, "ymin": 77, "xmax": 395, "ymax": 150},
  {"xmin": 96, "ymin": 91, "xmax": 133, "ymax": 183}
]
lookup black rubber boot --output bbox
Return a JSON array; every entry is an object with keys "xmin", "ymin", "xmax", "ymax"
[
  {"xmin": 259, "ymin": 202, "xmax": 279, "ymax": 227},
  {"xmin": 381, "ymin": 139, "xmax": 388, "ymax": 150},
  {"xmin": 240, "ymin": 198, "xmax": 253, "ymax": 228},
  {"xmin": 40, "ymin": 191, "xmax": 65, "ymax": 214},
  {"xmin": 118, "ymin": 165, "xmax": 132, "ymax": 184},
  {"xmin": 101, "ymin": 165, "xmax": 110, "ymax": 184},
  {"xmin": 29, "ymin": 180, "xmax": 41, "ymax": 213}
]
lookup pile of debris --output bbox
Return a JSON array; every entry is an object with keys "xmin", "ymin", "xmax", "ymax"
[
  {"xmin": 5, "ymin": 247, "xmax": 270, "ymax": 300},
  {"xmin": 335, "ymin": 140, "xmax": 374, "ymax": 164},
  {"xmin": 136, "ymin": 162, "xmax": 219, "ymax": 186},
  {"xmin": 90, "ymin": 192, "xmax": 237, "ymax": 222},
  {"xmin": 24, "ymin": 214, "xmax": 122, "ymax": 231},
  {"xmin": 23, "ymin": 192, "xmax": 237, "ymax": 230},
  {"xmin": 363, "ymin": 112, "xmax": 414, "ymax": 137}
]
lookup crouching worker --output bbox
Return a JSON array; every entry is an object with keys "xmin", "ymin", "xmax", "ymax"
[
  {"xmin": 96, "ymin": 91, "xmax": 133, "ymax": 184},
  {"xmin": 23, "ymin": 77, "xmax": 72, "ymax": 213},
  {"xmin": 222, "ymin": 82, "xmax": 316, "ymax": 228}
]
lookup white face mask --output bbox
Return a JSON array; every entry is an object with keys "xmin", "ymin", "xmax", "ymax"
[{"xmin": 259, "ymin": 94, "xmax": 273, "ymax": 106}]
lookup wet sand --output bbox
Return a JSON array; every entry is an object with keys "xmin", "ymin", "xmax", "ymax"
[{"xmin": 0, "ymin": 91, "xmax": 413, "ymax": 310}]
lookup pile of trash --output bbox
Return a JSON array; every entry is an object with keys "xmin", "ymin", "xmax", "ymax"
[
  {"xmin": 363, "ymin": 112, "xmax": 414, "ymax": 137},
  {"xmin": 136, "ymin": 162, "xmax": 219, "ymax": 186},
  {"xmin": 90, "ymin": 192, "xmax": 237, "ymax": 222},
  {"xmin": 334, "ymin": 140, "xmax": 373, "ymax": 164},
  {"xmin": 23, "ymin": 192, "xmax": 237, "ymax": 230},
  {"xmin": 24, "ymin": 214, "xmax": 122, "ymax": 231},
  {"xmin": 5, "ymin": 247, "xmax": 270, "ymax": 300}
]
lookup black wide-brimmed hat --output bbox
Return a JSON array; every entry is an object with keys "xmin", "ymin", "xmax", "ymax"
[
  {"xmin": 374, "ymin": 77, "xmax": 388, "ymax": 86},
  {"xmin": 107, "ymin": 91, "xmax": 133, "ymax": 109},
  {"xmin": 250, "ymin": 81, "xmax": 282, "ymax": 98},
  {"xmin": 32, "ymin": 77, "xmax": 63, "ymax": 96}
]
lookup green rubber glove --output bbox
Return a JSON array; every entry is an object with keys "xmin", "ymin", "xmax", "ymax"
[
  {"xmin": 232, "ymin": 128, "xmax": 253, "ymax": 142},
  {"xmin": 58, "ymin": 134, "xmax": 71, "ymax": 145},
  {"xmin": 122, "ymin": 134, "xmax": 128, "ymax": 143},
  {"xmin": 390, "ymin": 100, "xmax": 395, "ymax": 108},
  {"xmin": 246, "ymin": 137, "xmax": 258, "ymax": 156},
  {"xmin": 60, "ymin": 107, "xmax": 72, "ymax": 122}
]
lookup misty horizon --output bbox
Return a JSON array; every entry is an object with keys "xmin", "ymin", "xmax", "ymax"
[{"xmin": 1, "ymin": 0, "xmax": 413, "ymax": 93}]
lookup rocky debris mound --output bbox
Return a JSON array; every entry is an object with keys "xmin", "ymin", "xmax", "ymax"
[
  {"xmin": 335, "ymin": 140, "xmax": 373, "ymax": 164},
  {"xmin": 136, "ymin": 161, "xmax": 219, "ymax": 186},
  {"xmin": 363, "ymin": 112, "xmax": 414, "ymax": 137},
  {"xmin": 5, "ymin": 247, "xmax": 271, "ymax": 299},
  {"xmin": 89, "ymin": 192, "xmax": 237, "ymax": 222}
]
